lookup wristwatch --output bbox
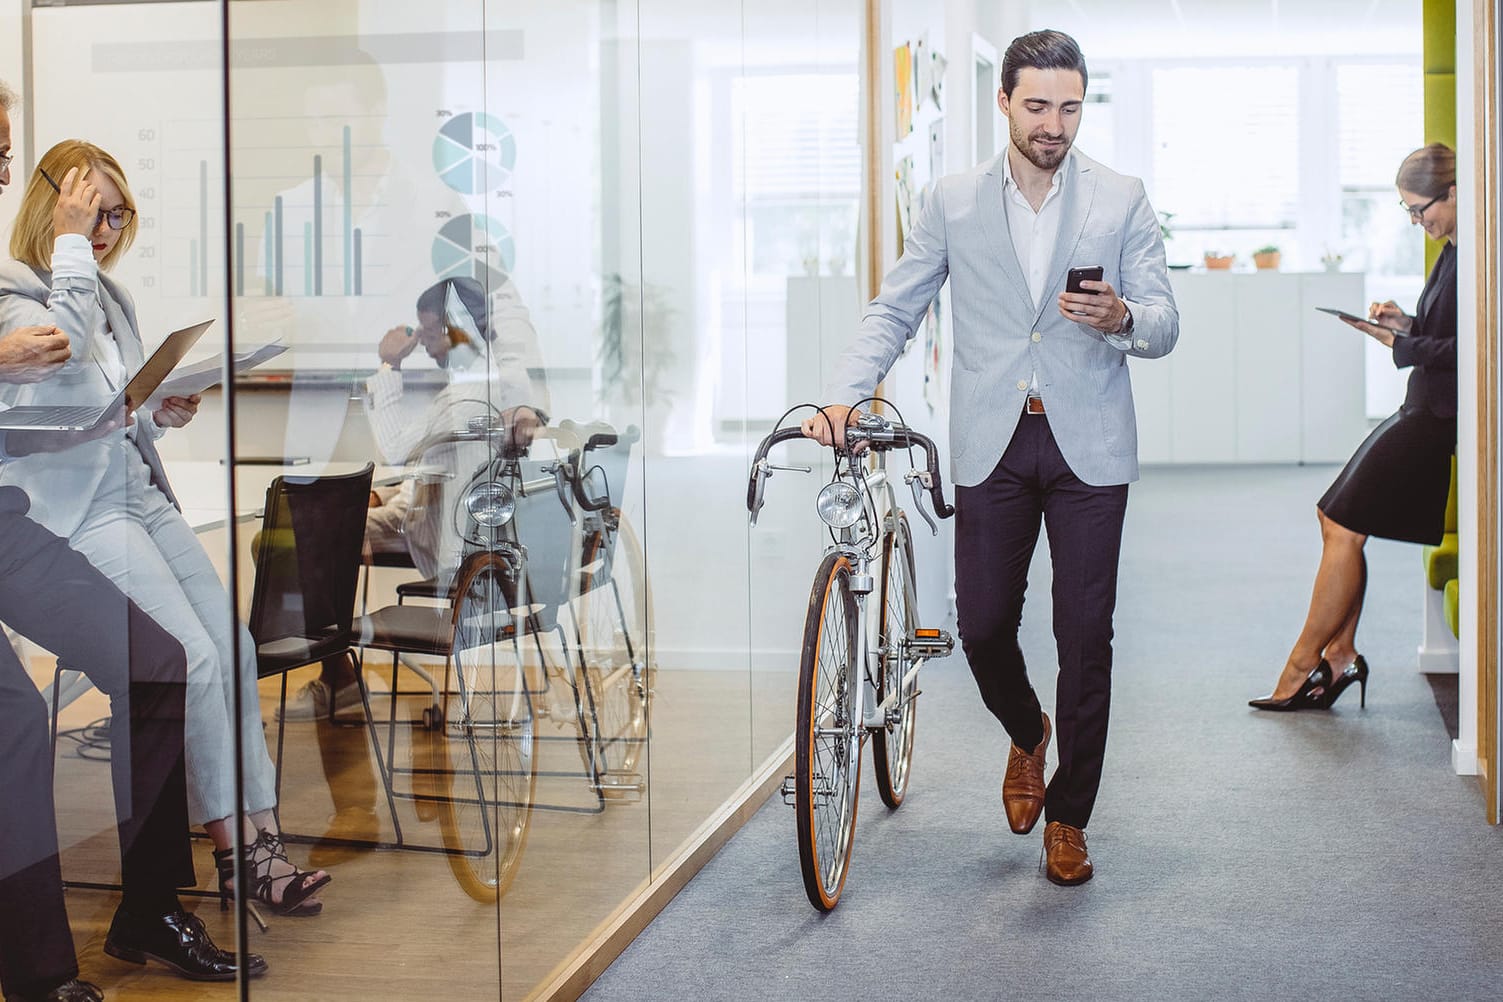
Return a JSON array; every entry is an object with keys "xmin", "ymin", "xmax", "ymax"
[{"xmin": 1117, "ymin": 302, "xmax": 1135, "ymax": 334}]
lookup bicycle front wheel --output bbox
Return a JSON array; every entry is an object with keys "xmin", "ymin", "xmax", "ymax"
[
  {"xmin": 794, "ymin": 551, "xmax": 861, "ymax": 911},
  {"xmin": 440, "ymin": 553, "xmax": 537, "ymax": 902},
  {"xmin": 872, "ymin": 514, "xmax": 918, "ymax": 808}
]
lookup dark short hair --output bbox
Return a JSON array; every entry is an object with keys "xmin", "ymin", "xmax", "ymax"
[
  {"xmin": 416, "ymin": 277, "xmax": 493, "ymax": 342},
  {"xmin": 1001, "ymin": 30, "xmax": 1087, "ymax": 97}
]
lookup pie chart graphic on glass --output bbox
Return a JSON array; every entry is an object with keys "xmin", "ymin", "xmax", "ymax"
[
  {"xmin": 432, "ymin": 213, "xmax": 517, "ymax": 288},
  {"xmin": 433, "ymin": 112, "xmax": 517, "ymax": 194}
]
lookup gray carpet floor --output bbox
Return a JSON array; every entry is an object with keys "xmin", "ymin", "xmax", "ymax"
[{"xmin": 585, "ymin": 465, "xmax": 1503, "ymax": 1002}]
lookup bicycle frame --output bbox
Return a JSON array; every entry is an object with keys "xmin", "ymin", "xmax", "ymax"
[{"xmin": 824, "ymin": 455, "xmax": 902, "ymax": 736}]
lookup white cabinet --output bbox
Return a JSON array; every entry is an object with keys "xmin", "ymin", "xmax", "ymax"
[{"xmin": 1132, "ymin": 271, "xmax": 1368, "ymax": 464}]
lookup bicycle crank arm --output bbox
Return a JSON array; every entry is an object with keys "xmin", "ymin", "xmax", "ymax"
[{"xmin": 865, "ymin": 660, "xmax": 927, "ymax": 726}]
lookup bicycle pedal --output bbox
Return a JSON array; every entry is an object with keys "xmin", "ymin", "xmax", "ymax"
[
  {"xmin": 779, "ymin": 775, "xmax": 797, "ymax": 806},
  {"xmin": 906, "ymin": 627, "xmax": 954, "ymax": 658},
  {"xmin": 596, "ymin": 771, "xmax": 646, "ymax": 797}
]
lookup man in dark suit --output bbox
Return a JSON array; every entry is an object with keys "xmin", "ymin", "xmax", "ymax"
[
  {"xmin": 806, "ymin": 31, "xmax": 1178, "ymax": 884},
  {"xmin": 0, "ymin": 79, "xmax": 261, "ymax": 1002}
]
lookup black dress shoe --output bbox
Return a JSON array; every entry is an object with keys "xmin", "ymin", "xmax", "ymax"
[
  {"xmin": 5, "ymin": 978, "xmax": 104, "ymax": 1002},
  {"xmin": 103, "ymin": 908, "xmax": 267, "ymax": 982}
]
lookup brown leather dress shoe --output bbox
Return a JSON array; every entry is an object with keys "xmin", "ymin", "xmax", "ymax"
[
  {"xmin": 1043, "ymin": 821, "xmax": 1093, "ymax": 885},
  {"xmin": 1002, "ymin": 712, "xmax": 1050, "ymax": 834}
]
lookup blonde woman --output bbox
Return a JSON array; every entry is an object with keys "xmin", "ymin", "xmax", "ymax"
[{"xmin": 0, "ymin": 140, "xmax": 329, "ymax": 918}]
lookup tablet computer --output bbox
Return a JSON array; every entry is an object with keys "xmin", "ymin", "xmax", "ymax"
[{"xmin": 1314, "ymin": 307, "xmax": 1407, "ymax": 334}]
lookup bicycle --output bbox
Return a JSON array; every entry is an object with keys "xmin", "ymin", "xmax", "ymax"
[
  {"xmin": 366, "ymin": 415, "xmax": 651, "ymax": 901},
  {"xmin": 746, "ymin": 403, "xmax": 955, "ymax": 911}
]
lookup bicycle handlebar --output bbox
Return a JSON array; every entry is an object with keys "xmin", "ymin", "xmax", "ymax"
[
  {"xmin": 745, "ymin": 413, "xmax": 954, "ymax": 522},
  {"xmin": 845, "ymin": 422, "xmax": 955, "ymax": 520}
]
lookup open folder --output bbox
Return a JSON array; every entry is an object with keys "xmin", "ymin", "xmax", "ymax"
[{"xmin": 143, "ymin": 341, "xmax": 288, "ymax": 407}]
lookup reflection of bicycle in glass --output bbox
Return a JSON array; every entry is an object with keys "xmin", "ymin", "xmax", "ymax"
[
  {"xmin": 747, "ymin": 404, "xmax": 954, "ymax": 911},
  {"xmin": 389, "ymin": 417, "xmax": 650, "ymax": 902}
]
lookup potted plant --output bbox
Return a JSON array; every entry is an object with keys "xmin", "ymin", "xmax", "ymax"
[
  {"xmin": 1203, "ymin": 250, "xmax": 1235, "ymax": 271},
  {"xmin": 598, "ymin": 273, "xmax": 676, "ymax": 409},
  {"xmin": 1252, "ymin": 244, "xmax": 1281, "ymax": 270}
]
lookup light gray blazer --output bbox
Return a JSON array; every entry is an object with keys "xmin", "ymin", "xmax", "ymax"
[
  {"xmin": 826, "ymin": 150, "xmax": 1179, "ymax": 488},
  {"xmin": 0, "ymin": 259, "xmax": 179, "ymax": 536}
]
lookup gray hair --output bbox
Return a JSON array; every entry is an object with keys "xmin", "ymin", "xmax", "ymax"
[{"xmin": 0, "ymin": 80, "xmax": 16, "ymax": 112}]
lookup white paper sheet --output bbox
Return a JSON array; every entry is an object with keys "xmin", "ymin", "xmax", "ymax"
[{"xmin": 145, "ymin": 342, "xmax": 288, "ymax": 406}]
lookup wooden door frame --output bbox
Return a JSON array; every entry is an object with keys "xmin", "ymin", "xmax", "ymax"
[{"xmin": 1472, "ymin": 0, "xmax": 1500, "ymax": 822}]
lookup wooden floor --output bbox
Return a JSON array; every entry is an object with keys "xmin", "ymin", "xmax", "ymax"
[{"xmin": 39, "ymin": 657, "xmax": 794, "ymax": 1000}]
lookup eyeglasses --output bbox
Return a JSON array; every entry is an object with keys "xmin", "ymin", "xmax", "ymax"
[
  {"xmin": 1402, "ymin": 193, "xmax": 1444, "ymax": 221},
  {"xmin": 37, "ymin": 166, "xmax": 137, "ymax": 231},
  {"xmin": 0, "ymin": 151, "xmax": 13, "ymax": 173}
]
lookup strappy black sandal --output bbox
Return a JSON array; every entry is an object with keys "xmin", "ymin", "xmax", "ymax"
[{"xmin": 214, "ymin": 829, "xmax": 332, "ymax": 931}]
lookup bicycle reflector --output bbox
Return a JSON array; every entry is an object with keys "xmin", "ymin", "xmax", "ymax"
[
  {"xmin": 464, "ymin": 481, "xmax": 516, "ymax": 527},
  {"xmin": 815, "ymin": 481, "xmax": 862, "ymax": 528}
]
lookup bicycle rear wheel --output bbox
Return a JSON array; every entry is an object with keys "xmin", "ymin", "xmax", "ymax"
[
  {"xmin": 872, "ymin": 514, "xmax": 918, "ymax": 808},
  {"xmin": 573, "ymin": 510, "xmax": 651, "ymax": 790},
  {"xmin": 794, "ymin": 551, "xmax": 861, "ymax": 911},
  {"xmin": 439, "ymin": 553, "xmax": 537, "ymax": 902}
]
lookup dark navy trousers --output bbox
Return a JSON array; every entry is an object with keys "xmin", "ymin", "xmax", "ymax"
[{"xmin": 954, "ymin": 413, "xmax": 1129, "ymax": 829}]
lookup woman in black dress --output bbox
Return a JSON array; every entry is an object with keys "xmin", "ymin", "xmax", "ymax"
[{"xmin": 1251, "ymin": 143, "xmax": 1458, "ymax": 711}]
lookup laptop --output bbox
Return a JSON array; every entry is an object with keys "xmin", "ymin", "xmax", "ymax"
[{"xmin": 0, "ymin": 320, "xmax": 214, "ymax": 431}]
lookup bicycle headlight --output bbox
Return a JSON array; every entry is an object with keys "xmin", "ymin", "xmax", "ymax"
[
  {"xmin": 816, "ymin": 481, "xmax": 862, "ymax": 529},
  {"xmin": 464, "ymin": 481, "xmax": 516, "ymax": 527}
]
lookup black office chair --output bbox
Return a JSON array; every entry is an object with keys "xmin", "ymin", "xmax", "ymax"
[{"xmin": 248, "ymin": 463, "xmax": 375, "ymax": 802}]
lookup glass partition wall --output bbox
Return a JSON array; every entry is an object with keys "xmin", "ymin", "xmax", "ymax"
[{"xmin": 11, "ymin": 0, "xmax": 861, "ymax": 998}]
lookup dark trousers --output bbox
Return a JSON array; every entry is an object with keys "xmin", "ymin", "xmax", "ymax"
[
  {"xmin": 0, "ymin": 489, "xmax": 193, "ymax": 999},
  {"xmin": 954, "ymin": 414, "xmax": 1128, "ymax": 829}
]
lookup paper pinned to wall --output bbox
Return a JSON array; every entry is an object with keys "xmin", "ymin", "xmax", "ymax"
[
  {"xmin": 895, "ymin": 155, "xmax": 915, "ymax": 245},
  {"xmin": 895, "ymin": 42, "xmax": 914, "ymax": 137}
]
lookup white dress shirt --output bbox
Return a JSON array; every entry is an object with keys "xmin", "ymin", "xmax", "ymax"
[{"xmin": 1000, "ymin": 150, "xmax": 1131, "ymax": 397}]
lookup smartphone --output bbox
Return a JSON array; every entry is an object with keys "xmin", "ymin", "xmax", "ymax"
[{"xmin": 1066, "ymin": 265, "xmax": 1104, "ymax": 294}]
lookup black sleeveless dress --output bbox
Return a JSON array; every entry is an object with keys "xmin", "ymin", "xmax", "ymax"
[{"xmin": 1318, "ymin": 243, "xmax": 1458, "ymax": 545}]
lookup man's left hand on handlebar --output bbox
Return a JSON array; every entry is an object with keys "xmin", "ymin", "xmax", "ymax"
[
  {"xmin": 501, "ymin": 405, "xmax": 544, "ymax": 452},
  {"xmin": 800, "ymin": 404, "xmax": 866, "ymax": 451}
]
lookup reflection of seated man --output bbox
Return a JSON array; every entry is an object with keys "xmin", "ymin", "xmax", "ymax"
[{"xmin": 281, "ymin": 275, "xmax": 548, "ymax": 722}]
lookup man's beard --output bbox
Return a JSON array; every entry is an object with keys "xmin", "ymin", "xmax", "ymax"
[{"xmin": 1010, "ymin": 118, "xmax": 1070, "ymax": 170}]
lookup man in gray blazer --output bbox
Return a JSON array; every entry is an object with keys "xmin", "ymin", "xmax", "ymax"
[{"xmin": 804, "ymin": 30, "xmax": 1178, "ymax": 885}]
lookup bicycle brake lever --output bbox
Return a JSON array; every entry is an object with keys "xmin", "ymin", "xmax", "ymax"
[
  {"xmin": 909, "ymin": 476, "xmax": 939, "ymax": 536},
  {"xmin": 749, "ymin": 471, "xmax": 766, "ymax": 527},
  {"xmin": 543, "ymin": 461, "xmax": 578, "ymax": 525}
]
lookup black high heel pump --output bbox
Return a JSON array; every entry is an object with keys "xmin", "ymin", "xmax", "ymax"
[
  {"xmin": 1323, "ymin": 655, "xmax": 1369, "ymax": 708},
  {"xmin": 1249, "ymin": 661, "xmax": 1333, "ymax": 711}
]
